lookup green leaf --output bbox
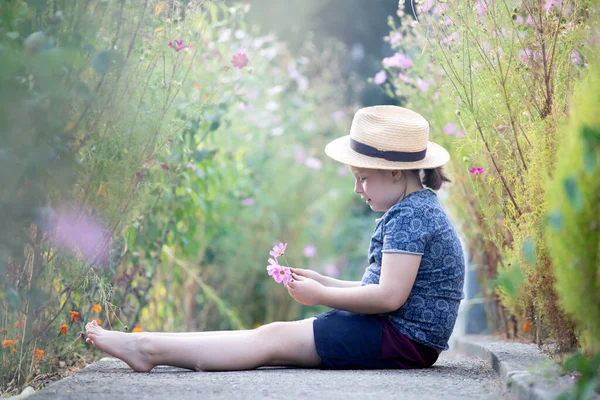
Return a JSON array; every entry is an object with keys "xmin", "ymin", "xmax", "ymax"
[
  {"xmin": 494, "ymin": 263, "xmax": 525, "ymax": 297},
  {"xmin": 563, "ymin": 176, "xmax": 583, "ymax": 211},
  {"xmin": 522, "ymin": 238, "xmax": 536, "ymax": 267},
  {"xmin": 92, "ymin": 50, "xmax": 112, "ymax": 75},
  {"xmin": 194, "ymin": 149, "xmax": 217, "ymax": 162},
  {"xmin": 6, "ymin": 32, "xmax": 19, "ymax": 40}
]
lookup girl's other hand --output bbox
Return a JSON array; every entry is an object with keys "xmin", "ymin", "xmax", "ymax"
[{"xmin": 290, "ymin": 268, "xmax": 324, "ymax": 285}]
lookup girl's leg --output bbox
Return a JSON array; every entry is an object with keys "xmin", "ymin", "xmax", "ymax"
[
  {"xmin": 85, "ymin": 329, "xmax": 248, "ymax": 346},
  {"xmin": 85, "ymin": 317, "xmax": 321, "ymax": 372}
]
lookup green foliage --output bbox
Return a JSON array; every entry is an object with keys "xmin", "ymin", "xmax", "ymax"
[
  {"xmin": 545, "ymin": 58, "xmax": 600, "ymax": 356},
  {"xmin": 557, "ymin": 352, "xmax": 600, "ymax": 400}
]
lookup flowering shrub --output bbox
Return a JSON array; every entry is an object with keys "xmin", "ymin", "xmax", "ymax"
[{"xmin": 377, "ymin": 0, "xmax": 600, "ymax": 352}]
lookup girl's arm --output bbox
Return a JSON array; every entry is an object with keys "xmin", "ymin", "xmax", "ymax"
[
  {"xmin": 319, "ymin": 276, "xmax": 362, "ymax": 288},
  {"xmin": 291, "ymin": 268, "xmax": 362, "ymax": 288}
]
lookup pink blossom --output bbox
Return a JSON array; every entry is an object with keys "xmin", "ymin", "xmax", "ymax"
[
  {"xmin": 441, "ymin": 32, "xmax": 460, "ymax": 46},
  {"xmin": 519, "ymin": 48, "xmax": 534, "ymax": 62},
  {"xmin": 270, "ymin": 242, "xmax": 287, "ymax": 258},
  {"xmin": 418, "ymin": 0, "xmax": 434, "ymax": 14},
  {"xmin": 274, "ymin": 266, "xmax": 292, "ymax": 284},
  {"xmin": 398, "ymin": 73, "xmax": 411, "ymax": 83},
  {"xmin": 525, "ymin": 15, "xmax": 535, "ymax": 27},
  {"xmin": 390, "ymin": 32, "xmax": 403, "ymax": 46},
  {"xmin": 383, "ymin": 53, "xmax": 412, "ymax": 69},
  {"xmin": 515, "ymin": 15, "xmax": 524, "ymax": 25},
  {"xmin": 456, "ymin": 130, "xmax": 466, "ymax": 138},
  {"xmin": 241, "ymin": 197, "xmax": 255, "ymax": 206},
  {"xmin": 433, "ymin": 2, "xmax": 448, "ymax": 16},
  {"xmin": 161, "ymin": 163, "xmax": 169, "ymax": 171},
  {"xmin": 570, "ymin": 50, "xmax": 581, "ymax": 65},
  {"xmin": 444, "ymin": 16, "xmax": 453, "ymax": 26},
  {"xmin": 443, "ymin": 123, "xmax": 457, "ymax": 135},
  {"xmin": 469, "ymin": 167, "xmax": 485, "ymax": 174},
  {"xmin": 47, "ymin": 208, "xmax": 109, "ymax": 268},
  {"xmin": 304, "ymin": 157, "xmax": 322, "ymax": 170},
  {"xmin": 543, "ymin": 0, "xmax": 562, "ymax": 12},
  {"xmin": 294, "ymin": 147, "xmax": 306, "ymax": 164},
  {"xmin": 433, "ymin": 91, "xmax": 440, "ymax": 102},
  {"xmin": 475, "ymin": 1, "xmax": 487, "ymax": 18},
  {"xmin": 416, "ymin": 78, "xmax": 429, "ymax": 93},
  {"xmin": 303, "ymin": 245, "xmax": 316, "ymax": 258},
  {"xmin": 331, "ymin": 111, "xmax": 346, "ymax": 121},
  {"xmin": 232, "ymin": 52, "xmax": 249, "ymax": 69},
  {"xmin": 267, "ymin": 257, "xmax": 279, "ymax": 276},
  {"xmin": 374, "ymin": 70, "xmax": 387, "ymax": 85},
  {"xmin": 324, "ymin": 264, "xmax": 340, "ymax": 278},
  {"xmin": 168, "ymin": 40, "xmax": 188, "ymax": 52},
  {"xmin": 482, "ymin": 41, "xmax": 491, "ymax": 53}
]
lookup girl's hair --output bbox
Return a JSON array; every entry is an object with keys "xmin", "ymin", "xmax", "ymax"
[{"xmin": 420, "ymin": 167, "xmax": 451, "ymax": 190}]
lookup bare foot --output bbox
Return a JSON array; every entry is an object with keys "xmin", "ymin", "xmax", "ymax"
[{"xmin": 85, "ymin": 320, "xmax": 154, "ymax": 372}]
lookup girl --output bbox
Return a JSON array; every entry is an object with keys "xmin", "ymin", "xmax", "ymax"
[{"xmin": 85, "ymin": 105, "xmax": 465, "ymax": 372}]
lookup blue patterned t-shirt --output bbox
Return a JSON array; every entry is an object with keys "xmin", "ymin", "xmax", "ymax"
[{"xmin": 360, "ymin": 188, "xmax": 465, "ymax": 351}]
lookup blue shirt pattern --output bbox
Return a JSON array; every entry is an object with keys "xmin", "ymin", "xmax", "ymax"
[{"xmin": 360, "ymin": 188, "xmax": 465, "ymax": 351}]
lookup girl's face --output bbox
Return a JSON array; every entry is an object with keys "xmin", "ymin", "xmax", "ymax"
[{"xmin": 349, "ymin": 166, "xmax": 405, "ymax": 212}]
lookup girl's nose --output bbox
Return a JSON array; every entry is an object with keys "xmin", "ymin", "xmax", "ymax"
[{"xmin": 354, "ymin": 180, "xmax": 362, "ymax": 194}]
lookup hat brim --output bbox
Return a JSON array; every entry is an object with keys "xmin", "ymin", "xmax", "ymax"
[{"xmin": 324, "ymin": 135, "xmax": 450, "ymax": 170}]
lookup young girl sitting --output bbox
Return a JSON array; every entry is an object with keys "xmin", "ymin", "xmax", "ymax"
[{"xmin": 85, "ymin": 105, "xmax": 465, "ymax": 372}]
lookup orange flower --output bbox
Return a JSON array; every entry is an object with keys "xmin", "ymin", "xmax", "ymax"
[
  {"xmin": 32, "ymin": 349, "xmax": 45, "ymax": 360},
  {"xmin": 132, "ymin": 327, "xmax": 143, "ymax": 333},
  {"xmin": 523, "ymin": 320, "xmax": 532, "ymax": 333},
  {"xmin": 14, "ymin": 320, "xmax": 24, "ymax": 328},
  {"xmin": 92, "ymin": 304, "xmax": 102, "ymax": 313},
  {"xmin": 93, "ymin": 319, "xmax": 102, "ymax": 325},
  {"xmin": 10, "ymin": 349, "xmax": 16, "ymax": 354},
  {"xmin": 2, "ymin": 339, "xmax": 15, "ymax": 349},
  {"xmin": 70, "ymin": 311, "xmax": 80, "ymax": 322},
  {"xmin": 59, "ymin": 323, "xmax": 69, "ymax": 336}
]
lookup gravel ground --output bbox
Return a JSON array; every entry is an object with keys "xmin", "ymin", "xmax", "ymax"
[{"xmin": 26, "ymin": 350, "xmax": 505, "ymax": 400}]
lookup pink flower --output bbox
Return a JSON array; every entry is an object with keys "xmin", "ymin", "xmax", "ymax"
[
  {"xmin": 543, "ymin": 0, "xmax": 561, "ymax": 12},
  {"xmin": 383, "ymin": 53, "xmax": 413, "ymax": 69},
  {"xmin": 304, "ymin": 157, "xmax": 322, "ymax": 170},
  {"xmin": 46, "ymin": 208, "xmax": 109, "ymax": 268},
  {"xmin": 390, "ymin": 32, "xmax": 403, "ymax": 46},
  {"xmin": 294, "ymin": 147, "xmax": 306, "ymax": 164},
  {"xmin": 303, "ymin": 245, "xmax": 316, "ymax": 258},
  {"xmin": 416, "ymin": 78, "xmax": 429, "ymax": 93},
  {"xmin": 515, "ymin": 15, "xmax": 524, "ymax": 25},
  {"xmin": 274, "ymin": 266, "xmax": 292, "ymax": 284},
  {"xmin": 474, "ymin": 1, "xmax": 487, "ymax": 18},
  {"xmin": 267, "ymin": 257, "xmax": 280, "ymax": 276},
  {"xmin": 469, "ymin": 167, "xmax": 485, "ymax": 174},
  {"xmin": 324, "ymin": 264, "xmax": 340, "ymax": 278},
  {"xmin": 160, "ymin": 163, "xmax": 169, "ymax": 171},
  {"xmin": 232, "ymin": 52, "xmax": 249, "ymax": 69},
  {"xmin": 443, "ymin": 123, "xmax": 457, "ymax": 135},
  {"xmin": 525, "ymin": 15, "xmax": 535, "ymax": 27},
  {"xmin": 418, "ymin": 0, "xmax": 434, "ymax": 13},
  {"xmin": 570, "ymin": 50, "xmax": 581, "ymax": 65},
  {"xmin": 482, "ymin": 41, "xmax": 491, "ymax": 53},
  {"xmin": 331, "ymin": 111, "xmax": 346, "ymax": 121},
  {"xmin": 455, "ymin": 130, "xmax": 466, "ymax": 138},
  {"xmin": 168, "ymin": 40, "xmax": 188, "ymax": 52},
  {"xmin": 270, "ymin": 243, "xmax": 287, "ymax": 258},
  {"xmin": 241, "ymin": 197, "xmax": 255, "ymax": 206},
  {"xmin": 397, "ymin": 73, "xmax": 411, "ymax": 83},
  {"xmin": 374, "ymin": 70, "xmax": 387, "ymax": 85}
]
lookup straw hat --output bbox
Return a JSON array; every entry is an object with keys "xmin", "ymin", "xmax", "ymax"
[{"xmin": 324, "ymin": 105, "xmax": 450, "ymax": 170}]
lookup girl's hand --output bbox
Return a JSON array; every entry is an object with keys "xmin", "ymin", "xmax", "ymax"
[
  {"xmin": 286, "ymin": 273, "xmax": 324, "ymax": 307},
  {"xmin": 290, "ymin": 268, "xmax": 324, "ymax": 285}
]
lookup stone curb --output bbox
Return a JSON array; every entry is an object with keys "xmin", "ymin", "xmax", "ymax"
[{"xmin": 454, "ymin": 336, "xmax": 576, "ymax": 400}]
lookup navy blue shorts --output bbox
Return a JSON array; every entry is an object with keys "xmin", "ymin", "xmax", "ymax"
[{"xmin": 312, "ymin": 309, "xmax": 440, "ymax": 370}]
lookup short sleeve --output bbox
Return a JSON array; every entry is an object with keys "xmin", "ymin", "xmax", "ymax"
[{"xmin": 381, "ymin": 204, "xmax": 432, "ymax": 255}]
